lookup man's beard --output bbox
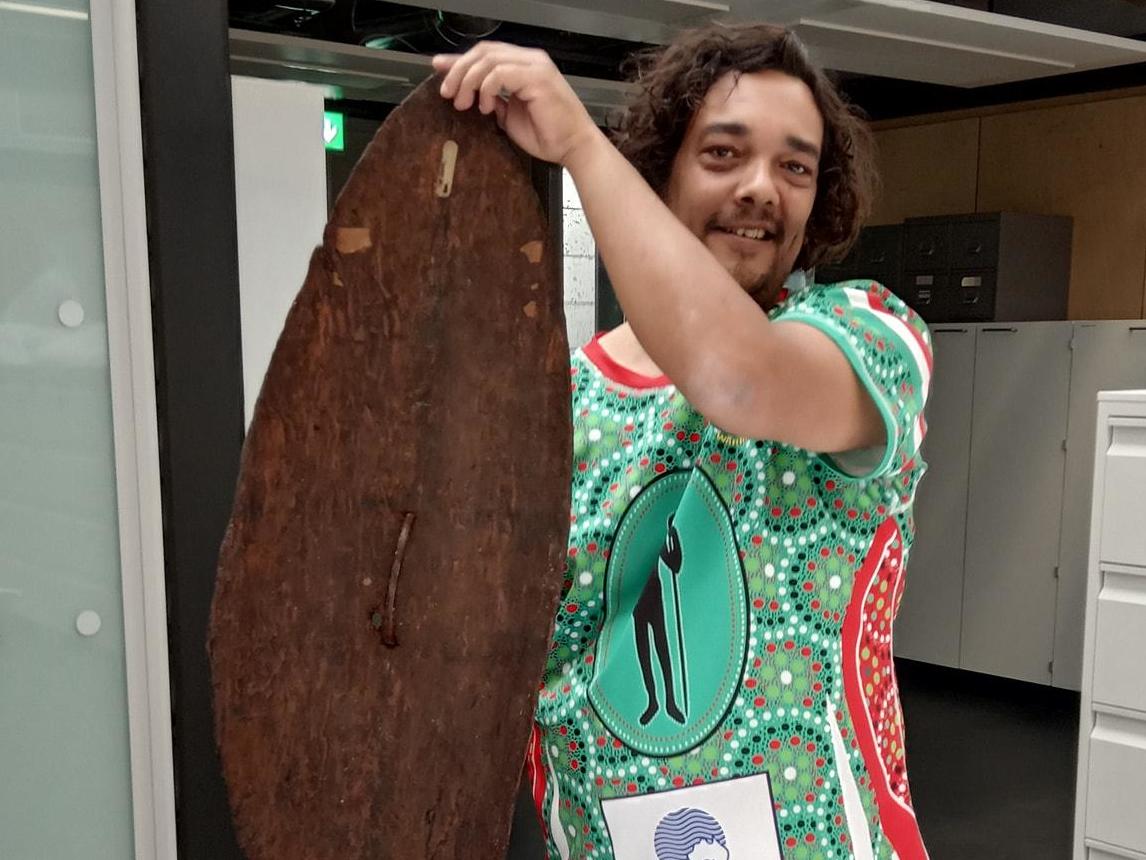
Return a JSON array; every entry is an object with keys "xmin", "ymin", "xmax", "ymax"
[
  {"xmin": 706, "ymin": 213, "xmax": 789, "ymax": 308},
  {"xmin": 737, "ymin": 262, "xmax": 787, "ymax": 310}
]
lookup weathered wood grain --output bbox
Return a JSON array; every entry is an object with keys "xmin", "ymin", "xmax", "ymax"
[{"xmin": 209, "ymin": 78, "xmax": 571, "ymax": 860}]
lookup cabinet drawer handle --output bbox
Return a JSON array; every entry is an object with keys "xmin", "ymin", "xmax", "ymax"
[
  {"xmin": 982, "ymin": 327, "xmax": 1018, "ymax": 333},
  {"xmin": 932, "ymin": 328, "xmax": 969, "ymax": 334},
  {"xmin": 1108, "ymin": 417, "xmax": 1146, "ymax": 451},
  {"xmin": 1092, "ymin": 711, "xmax": 1146, "ymax": 750}
]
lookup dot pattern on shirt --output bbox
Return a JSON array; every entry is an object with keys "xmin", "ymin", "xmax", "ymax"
[{"xmin": 530, "ymin": 281, "xmax": 933, "ymax": 860}]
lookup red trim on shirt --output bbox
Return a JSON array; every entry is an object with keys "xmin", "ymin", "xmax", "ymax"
[
  {"xmin": 842, "ymin": 517, "xmax": 929, "ymax": 860},
  {"xmin": 860, "ymin": 288, "xmax": 934, "ymax": 375},
  {"xmin": 524, "ymin": 724, "xmax": 548, "ymax": 838},
  {"xmin": 582, "ymin": 333, "xmax": 671, "ymax": 390}
]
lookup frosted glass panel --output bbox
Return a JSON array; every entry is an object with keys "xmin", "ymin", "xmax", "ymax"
[{"xmin": 0, "ymin": 1, "xmax": 135, "ymax": 857}]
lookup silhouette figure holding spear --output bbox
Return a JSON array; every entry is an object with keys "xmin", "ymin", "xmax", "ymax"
[{"xmin": 633, "ymin": 514, "xmax": 688, "ymax": 726}]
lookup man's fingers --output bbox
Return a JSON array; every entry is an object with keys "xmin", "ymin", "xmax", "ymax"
[
  {"xmin": 477, "ymin": 64, "xmax": 532, "ymax": 114},
  {"xmin": 436, "ymin": 42, "xmax": 523, "ymax": 99},
  {"xmin": 443, "ymin": 55, "xmax": 520, "ymax": 111},
  {"xmin": 437, "ymin": 43, "xmax": 490, "ymax": 100},
  {"xmin": 477, "ymin": 68, "xmax": 505, "ymax": 115},
  {"xmin": 452, "ymin": 55, "xmax": 498, "ymax": 111},
  {"xmin": 430, "ymin": 53, "xmax": 460, "ymax": 74}
]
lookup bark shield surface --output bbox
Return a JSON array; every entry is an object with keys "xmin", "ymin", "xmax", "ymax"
[{"xmin": 209, "ymin": 78, "xmax": 572, "ymax": 860}]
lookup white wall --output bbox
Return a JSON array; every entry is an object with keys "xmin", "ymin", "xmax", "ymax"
[
  {"xmin": 231, "ymin": 76, "xmax": 329, "ymax": 425},
  {"xmin": 232, "ymin": 84, "xmax": 595, "ymax": 392},
  {"xmin": 562, "ymin": 169, "xmax": 598, "ymax": 349}
]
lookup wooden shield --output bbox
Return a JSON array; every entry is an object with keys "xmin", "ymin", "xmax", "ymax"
[{"xmin": 209, "ymin": 78, "xmax": 571, "ymax": 860}]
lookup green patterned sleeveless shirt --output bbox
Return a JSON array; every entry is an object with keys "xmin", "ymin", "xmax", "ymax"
[{"xmin": 525, "ymin": 279, "xmax": 933, "ymax": 860}]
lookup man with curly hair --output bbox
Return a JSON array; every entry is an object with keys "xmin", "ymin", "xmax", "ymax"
[{"xmin": 435, "ymin": 22, "xmax": 932, "ymax": 860}]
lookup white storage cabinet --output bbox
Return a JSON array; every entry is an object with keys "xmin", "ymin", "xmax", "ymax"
[{"xmin": 1074, "ymin": 390, "xmax": 1146, "ymax": 860}]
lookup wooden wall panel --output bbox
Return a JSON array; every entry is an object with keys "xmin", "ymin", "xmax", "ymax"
[
  {"xmin": 977, "ymin": 98, "xmax": 1146, "ymax": 320},
  {"xmin": 870, "ymin": 119, "xmax": 979, "ymax": 225}
]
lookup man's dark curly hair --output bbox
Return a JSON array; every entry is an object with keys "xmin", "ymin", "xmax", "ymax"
[{"xmin": 613, "ymin": 23, "xmax": 877, "ymax": 271}]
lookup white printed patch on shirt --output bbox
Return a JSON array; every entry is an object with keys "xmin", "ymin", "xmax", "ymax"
[{"xmin": 600, "ymin": 773, "xmax": 783, "ymax": 859}]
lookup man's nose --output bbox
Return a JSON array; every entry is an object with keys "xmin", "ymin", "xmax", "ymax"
[{"xmin": 736, "ymin": 159, "xmax": 778, "ymax": 208}]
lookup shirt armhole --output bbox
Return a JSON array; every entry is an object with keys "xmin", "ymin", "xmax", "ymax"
[{"xmin": 775, "ymin": 310, "xmax": 900, "ymax": 482}]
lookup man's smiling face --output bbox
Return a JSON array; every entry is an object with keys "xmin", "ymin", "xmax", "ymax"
[{"xmin": 664, "ymin": 69, "xmax": 824, "ymax": 306}]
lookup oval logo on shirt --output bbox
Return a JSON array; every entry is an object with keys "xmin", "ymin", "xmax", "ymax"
[{"xmin": 588, "ymin": 469, "xmax": 748, "ymax": 756}]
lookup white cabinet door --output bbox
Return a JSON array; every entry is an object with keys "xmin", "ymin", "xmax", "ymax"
[
  {"xmin": 960, "ymin": 323, "xmax": 1072, "ymax": 684},
  {"xmin": 1054, "ymin": 323, "xmax": 1146, "ymax": 689},
  {"xmin": 895, "ymin": 326, "xmax": 975, "ymax": 667}
]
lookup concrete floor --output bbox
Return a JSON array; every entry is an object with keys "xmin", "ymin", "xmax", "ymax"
[
  {"xmin": 894, "ymin": 659, "xmax": 1080, "ymax": 860},
  {"xmin": 506, "ymin": 659, "xmax": 1080, "ymax": 859}
]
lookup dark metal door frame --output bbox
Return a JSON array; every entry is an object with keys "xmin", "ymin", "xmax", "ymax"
[{"xmin": 136, "ymin": 1, "xmax": 245, "ymax": 857}]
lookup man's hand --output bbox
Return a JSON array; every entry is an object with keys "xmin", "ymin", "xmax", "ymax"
[{"xmin": 432, "ymin": 42, "xmax": 603, "ymax": 167}]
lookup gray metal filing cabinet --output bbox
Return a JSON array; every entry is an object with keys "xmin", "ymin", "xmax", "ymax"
[
  {"xmin": 903, "ymin": 212, "xmax": 1072, "ymax": 323},
  {"xmin": 1074, "ymin": 390, "xmax": 1146, "ymax": 860},
  {"xmin": 817, "ymin": 223, "xmax": 905, "ymax": 298},
  {"xmin": 819, "ymin": 213, "xmax": 1072, "ymax": 324}
]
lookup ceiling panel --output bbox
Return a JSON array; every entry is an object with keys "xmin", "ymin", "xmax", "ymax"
[
  {"xmin": 228, "ymin": 29, "xmax": 637, "ymax": 120},
  {"xmin": 781, "ymin": 0, "xmax": 1146, "ymax": 86},
  {"xmin": 230, "ymin": 0, "xmax": 1146, "ymax": 97}
]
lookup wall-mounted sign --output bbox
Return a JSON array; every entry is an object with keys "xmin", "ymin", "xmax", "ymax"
[{"xmin": 323, "ymin": 111, "xmax": 344, "ymax": 151}]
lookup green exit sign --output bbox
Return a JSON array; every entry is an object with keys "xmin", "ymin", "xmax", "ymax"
[{"xmin": 323, "ymin": 111, "xmax": 344, "ymax": 151}]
